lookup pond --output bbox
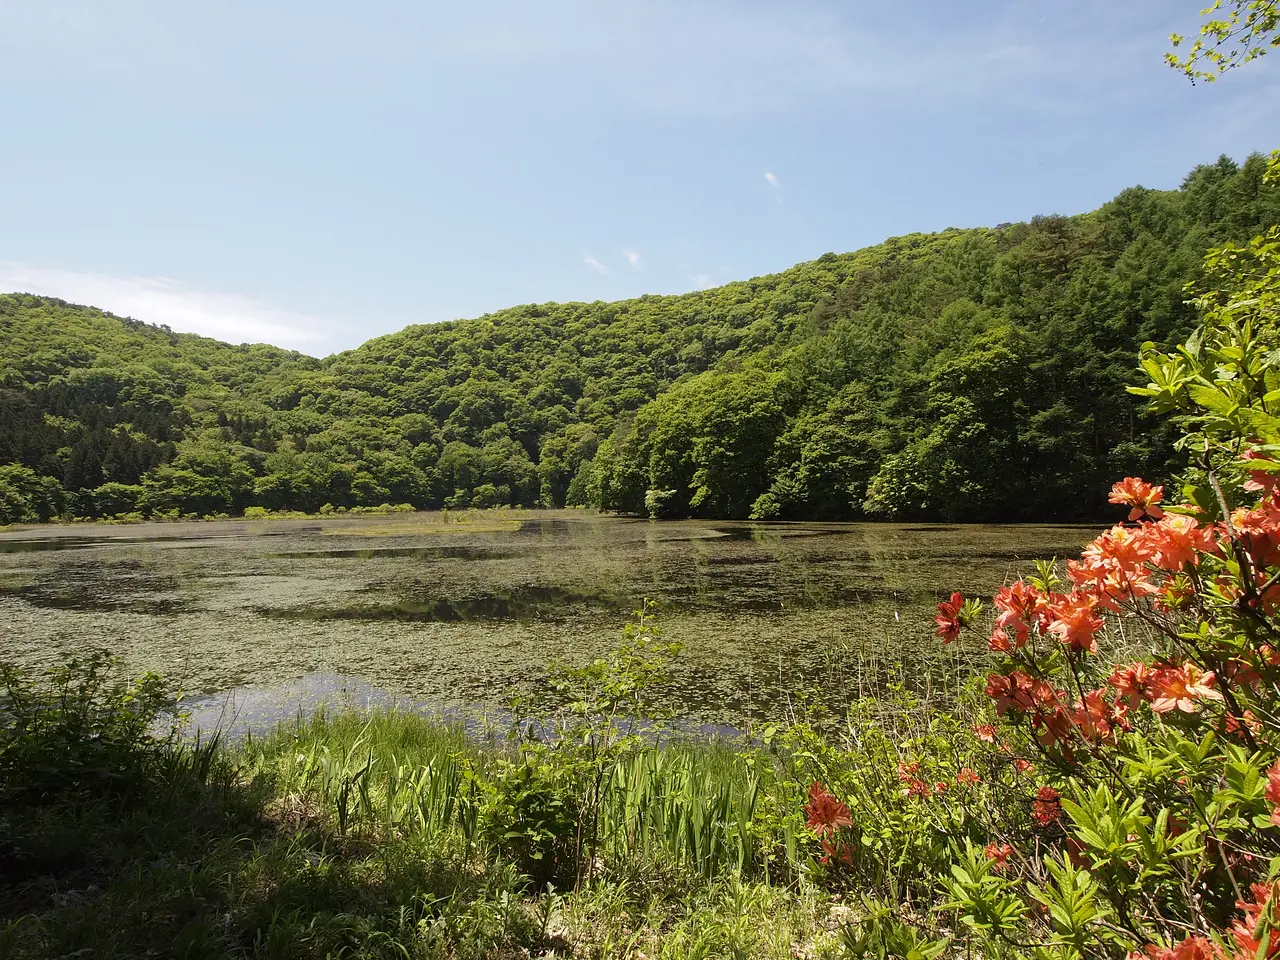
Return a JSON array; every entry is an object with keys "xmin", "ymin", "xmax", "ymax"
[{"xmin": 0, "ymin": 511, "xmax": 1098, "ymax": 729}]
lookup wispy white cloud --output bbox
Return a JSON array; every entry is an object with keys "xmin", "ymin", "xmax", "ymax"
[
  {"xmin": 583, "ymin": 254, "xmax": 609, "ymax": 274},
  {"xmin": 623, "ymin": 249, "xmax": 641, "ymax": 269},
  {"xmin": 0, "ymin": 263, "xmax": 332, "ymax": 351},
  {"xmin": 691, "ymin": 273, "xmax": 715, "ymax": 290},
  {"xmin": 764, "ymin": 171, "xmax": 779, "ymax": 187}
]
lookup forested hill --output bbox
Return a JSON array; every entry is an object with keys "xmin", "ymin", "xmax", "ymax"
[{"xmin": 2, "ymin": 153, "xmax": 1278, "ymax": 526}]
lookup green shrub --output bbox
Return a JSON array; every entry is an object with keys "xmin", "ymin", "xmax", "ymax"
[{"xmin": 0, "ymin": 652, "xmax": 177, "ymax": 804}]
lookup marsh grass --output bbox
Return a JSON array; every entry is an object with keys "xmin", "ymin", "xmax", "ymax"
[
  {"xmin": 233, "ymin": 708, "xmax": 848, "ymax": 958},
  {"xmin": 251, "ymin": 708, "xmax": 788, "ymax": 878}
]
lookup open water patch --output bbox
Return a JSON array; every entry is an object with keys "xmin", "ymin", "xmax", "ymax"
[
  {"xmin": 0, "ymin": 581, "xmax": 190, "ymax": 614},
  {"xmin": 180, "ymin": 672, "xmax": 745, "ymax": 743},
  {"xmin": 0, "ymin": 538, "xmax": 107, "ymax": 553},
  {"xmin": 180, "ymin": 672, "xmax": 400, "ymax": 741},
  {"xmin": 269, "ymin": 545, "xmax": 516, "ymax": 561},
  {"xmin": 710, "ymin": 526, "xmax": 850, "ymax": 542},
  {"xmin": 0, "ymin": 562, "xmax": 191, "ymax": 614}
]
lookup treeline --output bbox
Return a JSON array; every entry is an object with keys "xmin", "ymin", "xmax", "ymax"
[
  {"xmin": 2, "ymin": 153, "xmax": 1277, "ymax": 525},
  {"xmin": 595, "ymin": 154, "xmax": 1280, "ymax": 521}
]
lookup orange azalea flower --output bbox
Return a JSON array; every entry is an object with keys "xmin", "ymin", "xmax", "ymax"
[
  {"xmin": 1065, "ymin": 557, "xmax": 1098, "ymax": 590},
  {"xmin": 896, "ymin": 761, "xmax": 919, "ymax": 782},
  {"xmin": 986, "ymin": 671, "xmax": 1060, "ymax": 717},
  {"xmin": 818, "ymin": 838, "xmax": 854, "ymax": 866},
  {"xmin": 1149, "ymin": 663, "xmax": 1224, "ymax": 714},
  {"xmin": 1032, "ymin": 677, "xmax": 1063, "ymax": 707},
  {"xmin": 984, "ymin": 842, "xmax": 1015, "ymax": 873},
  {"xmin": 1087, "ymin": 523, "xmax": 1158, "ymax": 566},
  {"xmin": 1032, "ymin": 589, "xmax": 1062, "ymax": 632},
  {"xmin": 804, "ymin": 782, "xmax": 853, "ymax": 838},
  {"xmin": 1243, "ymin": 449, "xmax": 1280, "ymax": 494},
  {"xmin": 986, "ymin": 673, "xmax": 1022, "ymax": 715},
  {"xmin": 1110, "ymin": 699, "xmax": 1132, "ymax": 733},
  {"xmin": 905, "ymin": 778, "xmax": 932, "ymax": 800},
  {"xmin": 1065, "ymin": 835, "xmax": 1091, "ymax": 869},
  {"xmin": 1047, "ymin": 592, "xmax": 1105, "ymax": 653},
  {"xmin": 993, "ymin": 580, "xmax": 1039, "ymax": 646},
  {"xmin": 1224, "ymin": 710, "xmax": 1263, "ymax": 740},
  {"xmin": 1032, "ymin": 704, "xmax": 1076, "ymax": 749},
  {"xmin": 1250, "ymin": 571, "xmax": 1280, "ymax": 614},
  {"xmin": 1014, "ymin": 758, "xmax": 1034, "ymax": 774},
  {"xmin": 1109, "ymin": 662, "xmax": 1156, "ymax": 708},
  {"xmin": 1098, "ymin": 564, "xmax": 1160, "ymax": 604},
  {"xmin": 1231, "ymin": 879, "xmax": 1280, "ymax": 959},
  {"xmin": 1148, "ymin": 514, "xmax": 1216, "ymax": 571},
  {"xmin": 1129, "ymin": 936, "xmax": 1225, "ymax": 960},
  {"xmin": 973, "ymin": 724, "xmax": 997, "ymax": 743},
  {"xmin": 1031, "ymin": 785, "xmax": 1061, "ymax": 825},
  {"xmin": 1109, "ymin": 476, "xmax": 1165, "ymax": 521},
  {"xmin": 956, "ymin": 767, "xmax": 981, "ymax": 786},
  {"xmin": 1234, "ymin": 500, "xmax": 1280, "ymax": 568},
  {"xmin": 1223, "ymin": 658, "xmax": 1262, "ymax": 692},
  {"xmin": 1266, "ymin": 761, "xmax": 1280, "ymax": 827},
  {"xmin": 933, "ymin": 780, "xmax": 950, "ymax": 794},
  {"xmin": 934, "ymin": 591, "xmax": 965, "ymax": 643},
  {"xmin": 1217, "ymin": 569, "xmax": 1280, "ymax": 613},
  {"xmin": 1072, "ymin": 524, "xmax": 1161, "ymax": 606},
  {"xmin": 1071, "ymin": 689, "xmax": 1117, "ymax": 744}
]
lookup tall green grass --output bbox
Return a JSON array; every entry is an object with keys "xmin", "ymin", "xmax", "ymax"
[{"xmin": 250, "ymin": 709, "xmax": 803, "ymax": 884}]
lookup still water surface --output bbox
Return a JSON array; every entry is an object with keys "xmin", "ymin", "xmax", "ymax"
[{"xmin": 0, "ymin": 512, "xmax": 1098, "ymax": 727}]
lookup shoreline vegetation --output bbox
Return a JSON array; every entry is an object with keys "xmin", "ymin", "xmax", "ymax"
[{"xmin": 0, "ymin": 504, "xmax": 548, "ymax": 531}]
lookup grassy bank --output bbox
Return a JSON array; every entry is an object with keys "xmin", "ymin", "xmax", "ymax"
[{"xmin": 0, "ymin": 653, "xmax": 876, "ymax": 959}]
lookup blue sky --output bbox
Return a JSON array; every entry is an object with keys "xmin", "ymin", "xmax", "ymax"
[{"xmin": 1, "ymin": 1, "xmax": 1277, "ymax": 355}]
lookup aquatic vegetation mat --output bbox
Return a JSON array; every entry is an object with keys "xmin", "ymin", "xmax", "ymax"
[{"xmin": 0, "ymin": 514, "xmax": 1095, "ymax": 727}]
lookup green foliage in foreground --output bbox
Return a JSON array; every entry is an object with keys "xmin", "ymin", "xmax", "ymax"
[
  {"xmin": 2, "ymin": 153, "xmax": 1278, "ymax": 525},
  {"xmin": 0, "ymin": 652, "xmax": 849, "ymax": 959}
]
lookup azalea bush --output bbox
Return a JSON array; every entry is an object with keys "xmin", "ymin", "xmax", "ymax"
[
  {"xmin": 780, "ymin": 690, "xmax": 1016, "ymax": 905},
  {"xmin": 810, "ymin": 159, "xmax": 1280, "ymax": 959}
]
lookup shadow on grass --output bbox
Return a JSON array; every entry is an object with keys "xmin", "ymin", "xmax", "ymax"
[
  {"xmin": 0, "ymin": 661, "xmax": 551, "ymax": 960},
  {"xmin": 1, "ymin": 750, "xmax": 554, "ymax": 959}
]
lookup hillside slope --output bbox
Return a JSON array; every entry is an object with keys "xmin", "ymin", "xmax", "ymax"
[{"xmin": 2, "ymin": 153, "xmax": 1277, "ymax": 524}]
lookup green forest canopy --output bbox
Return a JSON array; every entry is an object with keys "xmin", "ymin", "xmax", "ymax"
[{"xmin": 2, "ymin": 152, "xmax": 1277, "ymax": 526}]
